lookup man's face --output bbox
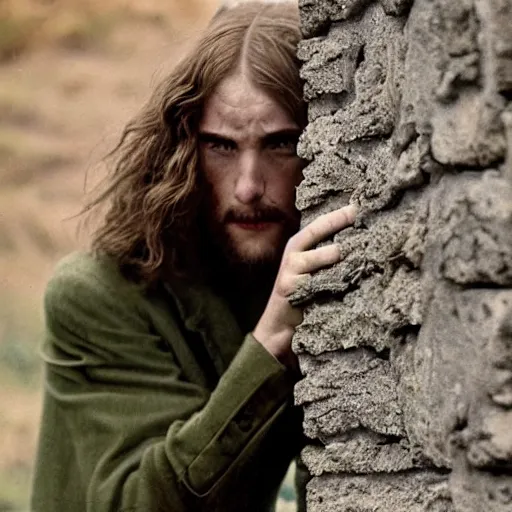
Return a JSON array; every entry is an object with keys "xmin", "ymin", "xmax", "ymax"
[{"xmin": 199, "ymin": 72, "xmax": 304, "ymax": 267}]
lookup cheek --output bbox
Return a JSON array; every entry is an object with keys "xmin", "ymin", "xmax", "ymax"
[
  {"xmin": 202, "ymin": 155, "xmax": 233, "ymax": 211},
  {"xmin": 267, "ymin": 158, "xmax": 303, "ymax": 207}
]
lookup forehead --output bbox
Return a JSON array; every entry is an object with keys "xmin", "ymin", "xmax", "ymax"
[{"xmin": 199, "ymin": 73, "xmax": 298, "ymax": 137}]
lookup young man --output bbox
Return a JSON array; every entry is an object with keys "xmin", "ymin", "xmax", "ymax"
[{"xmin": 31, "ymin": 2, "xmax": 356, "ymax": 511}]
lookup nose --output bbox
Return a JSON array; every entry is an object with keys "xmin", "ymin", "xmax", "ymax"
[{"xmin": 234, "ymin": 151, "xmax": 265, "ymax": 204}]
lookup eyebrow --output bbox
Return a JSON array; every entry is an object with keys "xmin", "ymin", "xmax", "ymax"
[
  {"xmin": 198, "ymin": 129, "xmax": 302, "ymax": 146},
  {"xmin": 198, "ymin": 132, "xmax": 236, "ymax": 145},
  {"xmin": 261, "ymin": 129, "xmax": 301, "ymax": 146}
]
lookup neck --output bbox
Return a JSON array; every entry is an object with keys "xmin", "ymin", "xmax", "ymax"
[
  {"xmin": 207, "ymin": 254, "xmax": 279, "ymax": 333},
  {"xmin": 210, "ymin": 256, "xmax": 278, "ymax": 297},
  {"xmin": 195, "ymin": 220, "xmax": 281, "ymax": 331}
]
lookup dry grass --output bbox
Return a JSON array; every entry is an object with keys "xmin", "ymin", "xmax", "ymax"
[
  {"xmin": 0, "ymin": 0, "xmax": 215, "ymax": 60},
  {"xmin": 0, "ymin": 1, "xmax": 220, "ymax": 509},
  {"xmin": 0, "ymin": 1, "xmax": 298, "ymax": 510},
  {"xmin": 0, "ymin": 386, "xmax": 42, "ymax": 510}
]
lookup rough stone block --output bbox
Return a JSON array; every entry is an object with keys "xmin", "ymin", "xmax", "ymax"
[
  {"xmin": 431, "ymin": 173, "xmax": 512, "ymax": 286},
  {"xmin": 307, "ymin": 471, "xmax": 453, "ymax": 512},
  {"xmin": 295, "ymin": 349, "xmax": 405, "ymax": 439},
  {"xmin": 291, "ymin": 195, "xmax": 424, "ymax": 308},
  {"xmin": 299, "ymin": 3, "xmax": 406, "ymax": 141},
  {"xmin": 298, "ymin": 127, "xmax": 429, "ymax": 224},
  {"xmin": 481, "ymin": 0, "xmax": 512, "ymax": 94},
  {"xmin": 293, "ymin": 266, "xmax": 421, "ymax": 354},
  {"xmin": 302, "ymin": 431, "xmax": 419, "ymax": 476},
  {"xmin": 296, "ymin": 149, "xmax": 365, "ymax": 211},
  {"xmin": 296, "ymin": 0, "xmax": 512, "ymax": 509},
  {"xmin": 402, "ymin": 0, "xmax": 508, "ymax": 167},
  {"xmin": 299, "ymin": 0, "xmax": 373, "ymax": 38},
  {"xmin": 450, "ymin": 454, "xmax": 512, "ymax": 512},
  {"xmin": 394, "ymin": 284, "xmax": 512, "ymax": 470},
  {"xmin": 299, "ymin": 0, "xmax": 411, "ymax": 37},
  {"xmin": 299, "ymin": 36, "xmax": 362, "ymax": 101}
]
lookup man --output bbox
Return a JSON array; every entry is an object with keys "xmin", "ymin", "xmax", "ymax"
[{"xmin": 31, "ymin": 2, "xmax": 356, "ymax": 511}]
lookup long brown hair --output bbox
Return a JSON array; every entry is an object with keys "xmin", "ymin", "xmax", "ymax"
[{"xmin": 85, "ymin": 1, "xmax": 305, "ymax": 285}]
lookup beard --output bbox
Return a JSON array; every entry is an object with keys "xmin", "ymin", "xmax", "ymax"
[
  {"xmin": 200, "ymin": 195, "xmax": 300, "ymax": 285},
  {"xmin": 196, "ymin": 186, "xmax": 300, "ymax": 329}
]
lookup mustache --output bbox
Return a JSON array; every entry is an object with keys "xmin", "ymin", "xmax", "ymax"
[{"xmin": 224, "ymin": 206, "xmax": 288, "ymax": 223}]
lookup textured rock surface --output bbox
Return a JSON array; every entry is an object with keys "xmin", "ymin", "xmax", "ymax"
[{"xmin": 295, "ymin": 0, "xmax": 512, "ymax": 510}]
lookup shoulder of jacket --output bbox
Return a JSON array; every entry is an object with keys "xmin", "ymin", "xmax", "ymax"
[{"xmin": 45, "ymin": 251, "xmax": 143, "ymax": 310}]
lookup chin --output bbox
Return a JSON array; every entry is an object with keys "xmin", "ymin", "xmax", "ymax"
[
  {"xmin": 210, "ymin": 221, "xmax": 293, "ymax": 269},
  {"xmin": 229, "ymin": 234, "xmax": 283, "ymax": 267}
]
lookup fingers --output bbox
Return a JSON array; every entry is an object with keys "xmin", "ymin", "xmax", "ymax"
[
  {"xmin": 274, "ymin": 271, "xmax": 311, "ymax": 299},
  {"xmin": 276, "ymin": 244, "xmax": 341, "ymax": 298},
  {"xmin": 289, "ymin": 204, "xmax": 357, "ymax": 252},
  {"xmin": 287, "ymin": 244, "xmax": 341, "ymax": 275}
]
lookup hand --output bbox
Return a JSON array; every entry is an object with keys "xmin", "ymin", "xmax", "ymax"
[{"xmin": 253, "ymin": 204, "xmax": 357, "ymax": 366}]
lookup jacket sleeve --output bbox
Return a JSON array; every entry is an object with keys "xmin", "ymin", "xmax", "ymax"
[{"xmin": 31, "ymin": 256, "xmax": 297, "ymax": 512}]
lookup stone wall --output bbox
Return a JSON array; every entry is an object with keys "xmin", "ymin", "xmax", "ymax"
[{"xmin": 293, "ymin": 0, "xmax": 512, "ymax": 510}]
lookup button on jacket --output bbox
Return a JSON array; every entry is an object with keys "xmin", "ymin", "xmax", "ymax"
[{"xmin": 31, "ymin": 252, "xmax": 306, "ymax": 512}]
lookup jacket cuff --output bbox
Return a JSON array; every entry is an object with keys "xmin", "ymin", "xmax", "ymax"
[{"xmin": 168, "ymin": 333, "xmax": 296, "ymax": 496}]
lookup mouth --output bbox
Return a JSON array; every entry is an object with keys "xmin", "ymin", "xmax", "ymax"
[{"xmin": 230, "ymin": 221, "xmax": 279, "ymax": 231}]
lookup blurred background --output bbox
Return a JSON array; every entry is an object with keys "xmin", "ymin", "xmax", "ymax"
[{"xmin": 0, "ymin": 0, "xmax": 296, "ymax": 509}]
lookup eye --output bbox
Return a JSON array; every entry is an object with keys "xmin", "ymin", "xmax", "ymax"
[
  {"xmin": 209, "ymin": 140, "xmax": 236, "ymax": 153},
  {"xmin": 199, "ymin": 134, "xmax": 237, "ymax": 155},
  {"xmin": 267, "ymin": 136, "xmax": 298, "ymax": 154}
]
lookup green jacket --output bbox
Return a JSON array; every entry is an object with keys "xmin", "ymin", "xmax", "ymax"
[{"xmin": 31, "ymin": 252, "xmax": 306, "ymax": 512}]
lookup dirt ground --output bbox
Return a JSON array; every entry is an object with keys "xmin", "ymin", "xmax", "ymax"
[{"xmin": 0, "ymin": 2, "xmax": 296, "ymax": 510}]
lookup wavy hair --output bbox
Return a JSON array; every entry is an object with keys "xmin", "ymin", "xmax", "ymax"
[{"xmin": 85, "ymin": 1, "xmax": 305, "ymax": 285}]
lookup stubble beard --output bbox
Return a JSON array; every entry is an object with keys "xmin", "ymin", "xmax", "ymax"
[{"xmin": 201, "ymin": 200, "xmax": 300, "ymax": 284}]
